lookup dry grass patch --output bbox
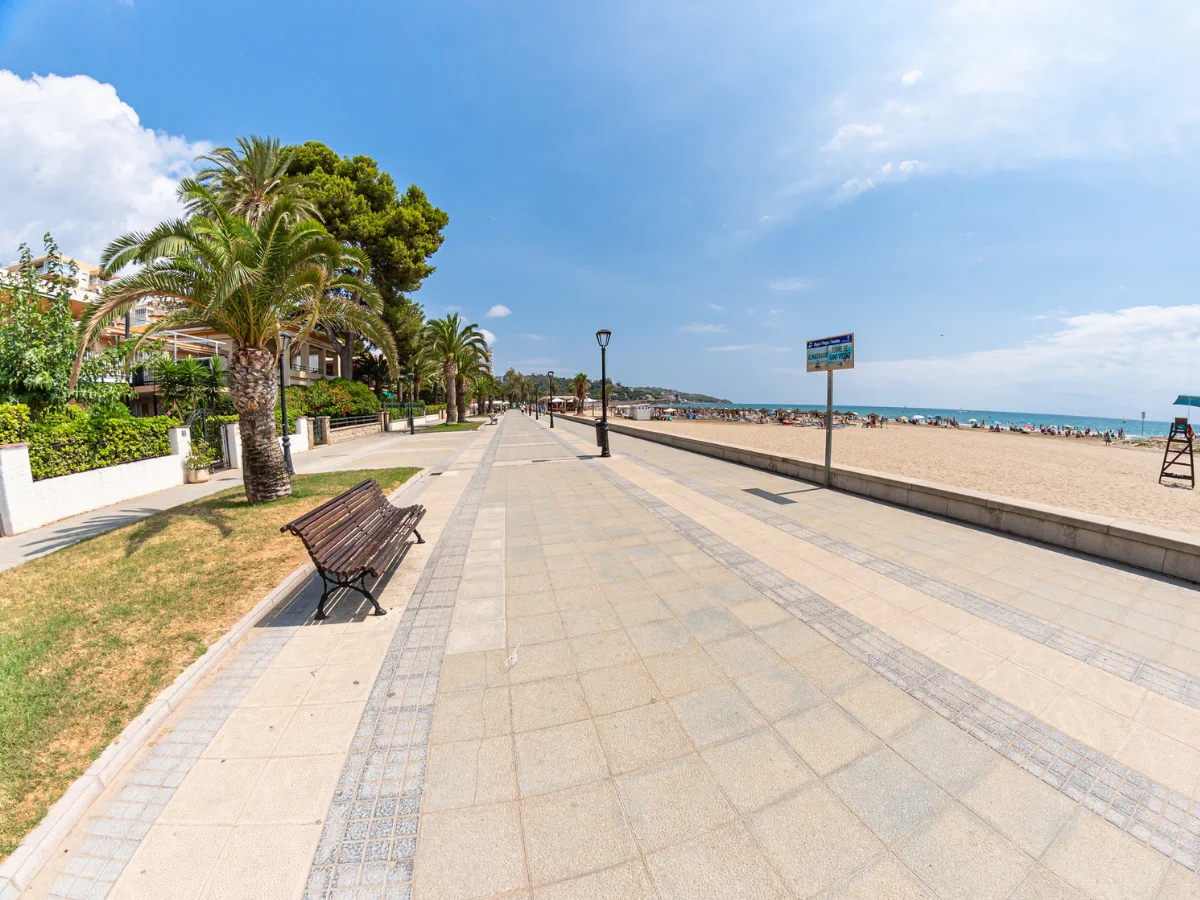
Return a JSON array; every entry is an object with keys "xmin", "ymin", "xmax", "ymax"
[{"xmin": 0, "ymin": 467, "xmax": 419, "ymax": 860}]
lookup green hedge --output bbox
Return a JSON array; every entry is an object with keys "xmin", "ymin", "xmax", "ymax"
[
  {"xmin": 0, "ymin": 403, "xmax": 31, "ymax": 444},
  {"xmin": 29, "ymin": 412, "xmax": 178, "ymax": 481}
]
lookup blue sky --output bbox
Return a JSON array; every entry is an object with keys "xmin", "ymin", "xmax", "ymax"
[{"xmin": 2, "ymin": 0, "xmax": 1198, "ymax": 418}]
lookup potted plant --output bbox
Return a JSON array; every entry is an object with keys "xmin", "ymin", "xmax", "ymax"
[{"xmin": 186, "ymin": 443, "xmax": 218, "ymax": 483}]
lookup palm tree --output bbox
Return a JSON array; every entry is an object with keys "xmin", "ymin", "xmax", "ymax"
[
  {"xmin": 73, "ymin": 188, "xmax": 395, "ymax": 503},
  {"xmin": 355, "ymin": 351, "xmax": 391, "ymax": 399},
  {"xmin": 571, "ymin": 372, "xmax": 590, "ymax": 413},
  {"xmin": 192, "ymin": 136, "xmax": 317, "ymax": 225},
  {"xmin": 420, "ymin": 314, "xmax": 486, "ymax": 425}
]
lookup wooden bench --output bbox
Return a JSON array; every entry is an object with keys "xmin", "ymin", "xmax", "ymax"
[{"xmin": 281, "ymin": 479, "xmax": 426, "ymax": 620}]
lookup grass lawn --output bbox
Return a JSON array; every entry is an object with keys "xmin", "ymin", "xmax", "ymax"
[
  {"xmin": 0, "ymin": 467, "xmax": 419, "ymax": 860},
  {"xmin": 420, "ymin": 421, "xmax": 481, "ymax": 433}
]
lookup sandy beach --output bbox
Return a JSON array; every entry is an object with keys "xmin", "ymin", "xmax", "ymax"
[{"xmin": 616, "ymin": 418, "xmax": 1200, "ymax": 534}]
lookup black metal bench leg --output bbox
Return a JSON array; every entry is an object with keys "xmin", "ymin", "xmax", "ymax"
[
  {"xmin": 414, "ymin": 528, "xmax": 425, "ymax": 544},
  {"xmin": 314, "ymin": 570, "xmax": 333, "ymax": 621},
  {"xmin": 356, "ymin": 574, "xmax": 387, "ymax": 616}
]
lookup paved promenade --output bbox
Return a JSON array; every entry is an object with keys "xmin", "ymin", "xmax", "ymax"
[{"xmin": 23, "ymin": 411, "xmax": 1200, "ymax": 900}]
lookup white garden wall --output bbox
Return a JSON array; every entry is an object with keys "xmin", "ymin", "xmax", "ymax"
[
  {"xmin": 0, "ymin": 427, "xmax": 190, "ymax": 536},
  {"xmin": 222, "ymin": 416, "xmax": 311, "ymax": 469}
]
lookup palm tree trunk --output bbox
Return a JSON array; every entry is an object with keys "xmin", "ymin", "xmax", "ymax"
[
  {"xmin": 456, "ymin": 374, "xmax": 467, "ymax": 422},
  {"xmin": 444, "ymin": 361, "xmax": 458, "ymax": 424},
  {"xmin": 230, "ymin": 346, "xmax": 291, "ymax": 503}
]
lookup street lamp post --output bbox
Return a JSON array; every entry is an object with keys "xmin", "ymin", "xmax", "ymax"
[
  {"xmin": 278, "ymin": 334, "xmax": 294, "ymax": 475},
  {"xmin": 595, "ymin": 330, "xmax": 611, "ymax": 457},
  {"xmin": 547, "ymin": 370, "xmax": 555, "ymax": 428},
  {"xmin": 407, "ymin": 373, "xmax": 415, "ymax": 435},
  {"xmin": 535, "ymin": 374, "xmax": 540, "ymax": 420}
]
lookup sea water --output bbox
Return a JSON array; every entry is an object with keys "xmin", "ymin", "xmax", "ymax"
[{"xmin": 668, "ymin": 403, "xmax": 1177, "ymax": 438}]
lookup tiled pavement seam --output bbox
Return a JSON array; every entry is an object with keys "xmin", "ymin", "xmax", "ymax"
[
  {"xmin": 538, "ymin": 422, "xmax": 1200, "ymax": 874},
  {"xmin": 561, "ymin": 420, "xmax": 1200, "ymax": 713},
  {"xmin": 301, "ymin": 417, "xmax": 507, "ymax": 900},
  {"xmin": 40, "ymin": 439, "xmax": 478, "ymax": 900}
]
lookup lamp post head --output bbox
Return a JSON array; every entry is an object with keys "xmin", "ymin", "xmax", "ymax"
[
  {"xmin": 280, "ymin": 332, "xmax": 291, "ymax": 349},
  {"xmin": 595, "ymin": 329, "xmax": 611, "ymax": 349}
]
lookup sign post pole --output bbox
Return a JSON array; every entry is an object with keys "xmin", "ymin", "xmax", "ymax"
[
  {"xmin": 806, "ymin": 332, "xmax": 854, "ymax": 491},
  {"xmin": 825, "ymin": 370, "xmax": 834, "ymax": 488}
]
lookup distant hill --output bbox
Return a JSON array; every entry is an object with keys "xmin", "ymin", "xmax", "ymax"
[{"xmin": 587, "ymin": 383, "xmax": 730, "ymax": 404}]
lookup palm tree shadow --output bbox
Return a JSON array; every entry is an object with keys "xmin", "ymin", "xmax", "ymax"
[{"xmin": 123, "ymin": 498, "xmax": 240, "ymax": 556}]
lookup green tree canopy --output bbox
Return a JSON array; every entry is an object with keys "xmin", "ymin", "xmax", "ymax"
[{"xmin": 284, "ymin": 142, "xmax": 449, "ymax": 368}]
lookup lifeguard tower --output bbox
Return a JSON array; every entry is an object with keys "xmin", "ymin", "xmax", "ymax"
[{"xmin": 1159, "ymin": 396, "xmax": 1197, "ymax": 488}]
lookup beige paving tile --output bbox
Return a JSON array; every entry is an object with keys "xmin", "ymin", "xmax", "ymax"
[
  {"xmin": 835, "ymin": 675, "xmax": 928, "ymax": 739},
  {"xmin": 595, "ymin": 700, "xmax": 692, "ymax": 774},
  {"xmin": 1158, "ymin": 863, "xmax": 1200, "ymax": 900},
  {"xmin": 271, "ymin": 631, "xmax": 339, "ymax": 668},
  {"xmin": 1043, "ymin": 808, "xmax": 1168, "ymax": 900},
  {"xmin": 776, "ymin": 701, "xmax": 879, "ymax": 776},
  {"xmin": 414, "ymin": 802, "xmax": 528, "ymax": 900},
  {"xmin": 827, "ymin": 748, "xmax": 947, "ymax": 845},
  {"xmin": 890, "ymin": 713, "xmax": 997, "ymax": 794},
  {"xmin": 569, "ymin": 629, "xmax": 641, "ymax": 672},
  {"xmin": 446, "ymin": 617, "xmax": 506, "ymax": 653},
  {"xmin": 1116, "ymin": 723, "xmax": 1200, "ymax": 797},
  {"xmin": 670, "ymin": 683, "xmax": 765, "ymax": 747},
  {"xmin": 507, "ymin": 639, "xmax": 576, "ymax": 683},
  {"xmin": 879, "ymin": 613, "xmax": 952, "ymax": 653},
  {"xmin": 895, "ymin": 802, "xmax": 1032, "ymax": 900},
  {"xmin": 700, "ymin": 728, "xmax": 811, "ymax": 814},
  {"xmin": 729, "ymin": 597, "xmax": 792, "ymax": 630},
  {"xmin": 508, "ymin": 612, "xmax": 566, "ymax": 646},
  {"xmin": 159, "ymin": 758, "xmax": 264, "ymax": 825},
  {"xmin": 302, "ymin": 661, "xmax": 378, "ymax": 704},
  {"xmin": 925, "ymin": 634, "xmax": 1003, "ymax": 681},
  {"xmin": 1042, "ymin": 691, "xmax": 1130, "ymax": 757},
  {"xmin": 240, "ymin": 667, "xmax": 316, "ymax": 707},
  {"xmin": 613, "ymin": 597, "xmax": 673, "ymax": 627},
  {"xmin": 439, "ymin": 651, "xmax": 488, "ymax": 693},
  {"xmin": 747, "ymin": 782, "xmax": 885, "ymax": 897},
  {"xmin": 237, "ymin": 754, "xmax": 343, "ymax": 825},
  {"xmin": 560, "ymin": 605, "xmax": 622, "ymax": 637},
  {"xmin": 532, "ymin": 860, "xmax": 657, "ymax": 900},
  {"xmin": 1007, "ymin": 865, "xmax": 1086, "ymax": 900},
  {"xmin": 792, "ymin": 644, "xmax": 871, "ymax": 694},
  {"xmin": 912, "ymin": 601, "xmax": 978, "ymax": 634},
  {"xmin": 579, "ymin": 661, "xmax": 662, "ymax": 716},
  {"xmin": 424, "ymin": 735, "xmax": 518, "ymax": 811},
  {"xmin": 515, "ymin": 719, "xmax": 608, "ymax": 796},
  {"xmin": 959, "ymin": 759, "xmax": 1077, "ymax": 857},
  {"xmin": 431, "ymin": 685, "xmax": 511, "ymax": 744},
  {"xmin": 643, "ymin": 645, "xmax": 727, "ymax": 697},
  {"xmin": 735, "ymin": 664, "xmax": 824, "ymax": 722},
  {"xmin": 1135, "ymin": 692, "xmax": 1200, "ymax": 751},
  {"xmin": 199, "ymin": 823, "xmax": 321, "ymax": 900},
  {"xmin": 1010, "ymin": 641, "xmax": 1082, "ymax": 684},
  {"xmin": 616, "ymin": 754, "xmax": 736, "ymax": 852},
  {"xmin": 818, "ymin": 853, "xmax": 936, "ymax": 900},
  {"xmin": 755, "ymin": 618, "xmax": 828, "ymax": 660},
  {"xmin": 108, "ymin": 824, "xmax": 230, "ymax": 900},
  {"xmin": 201, "ymin": 706, "xmax": 294, "ymax": 759},
  {"xmin": 511, "ymin": 675, "xmax": 590, "ymax": 732},
  {"xmin": 629, "ymin": 619, "xmax": 695, "ymax": 656},
  {"xmin": 1063, "ymin": 665, "xmax": 1147, "ymax": 718},
  {"xmin": 521, "ymin": 779, "xmax": 639, "ymax": 886},
  {"xmin": 978, "ymin": 660, "xmax": 1061, "ymax": 717},
  {"xmin": 703, "ymin": 632, "xmax": 780, "ymax": 678},
  {"xmin": 645, "ymin": 822, "xmax": 791, "ymax": 900}
]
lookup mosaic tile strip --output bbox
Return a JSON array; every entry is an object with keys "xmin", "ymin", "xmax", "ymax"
[
  {"xmin": 619, "ymin": 442, "xmax": 1200, "ymax": 712},
  {"xmin": 303, "ymin": 420, "xmax": 505, "ymax": 900},
  {"xmin": 541, "ymin": 425, "xmax": 1200, "ymax": 872},
  {"xmin": 43, "ymin": 441, "xmax": 472, "ymax": 900}
]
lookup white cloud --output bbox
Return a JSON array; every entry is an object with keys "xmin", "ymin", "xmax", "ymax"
[
  {"xmin": 854, "ymin": 304, "xmax": 1200, "ymax": 418},
  {"xmin": 769, "ymin": 277, "xmax": 810, "ymax": 292},
  {"xmin": 901, "ymin": 69, "xmax": 923, "ymax": 86},
  {"xmin": 517, "ymin": 333, "xmax": 546, "ymax": 340},
  {"xmin": 681, "ymin": 323, "xmax": 726, "ymax": 333},
  {"xmin": 0, "ymin": 70, "xmax": 207, "ymax": 264},
  {"xmin": 479, "ymin": 328, "xmax": 497, "ymax": 346},
  {"xmin": 708, "ymin": 303, "xmax": 724, "ymax": 311},
  {"xmin": 708, "ymin": 344, "xmax": 757, "ymax": 352},
  {"xmin": 486, "ymin": 304, "xmax": 511, "ymax": 318}
]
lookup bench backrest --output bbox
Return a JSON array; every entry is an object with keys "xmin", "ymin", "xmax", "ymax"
[{"xmin": 281, "ymin": 479, "xmax": 392, "ymax": 566}]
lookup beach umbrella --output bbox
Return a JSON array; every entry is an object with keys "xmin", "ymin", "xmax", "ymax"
[
  {"xmin": 912, "ymin": 414, "xmax": 925, "ymax": 421},
  {"xmin": 968, "ymin": 418, "xmax": 977, "ymax": 423}
]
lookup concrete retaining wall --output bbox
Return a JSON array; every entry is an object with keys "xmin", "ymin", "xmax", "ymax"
[
  {"xmin": 0, "ymin": 427, "xmax": 191, "ymax": 536},
  {"xmin": 560, "ymin": 414, "xmax": 1200, "ymax": 583},
  {"xmin": 222, "ymin": 417, "xmax": 311, "ymax": 469}
]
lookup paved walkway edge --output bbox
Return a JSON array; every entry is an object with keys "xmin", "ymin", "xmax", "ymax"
[
  {"xmin": 0, "ymin": 472, "xmax": 436, "ymax": 900},
  {"xmin": 558, "ymin": 414, "xmax": 1200, "ymax": 584}
]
